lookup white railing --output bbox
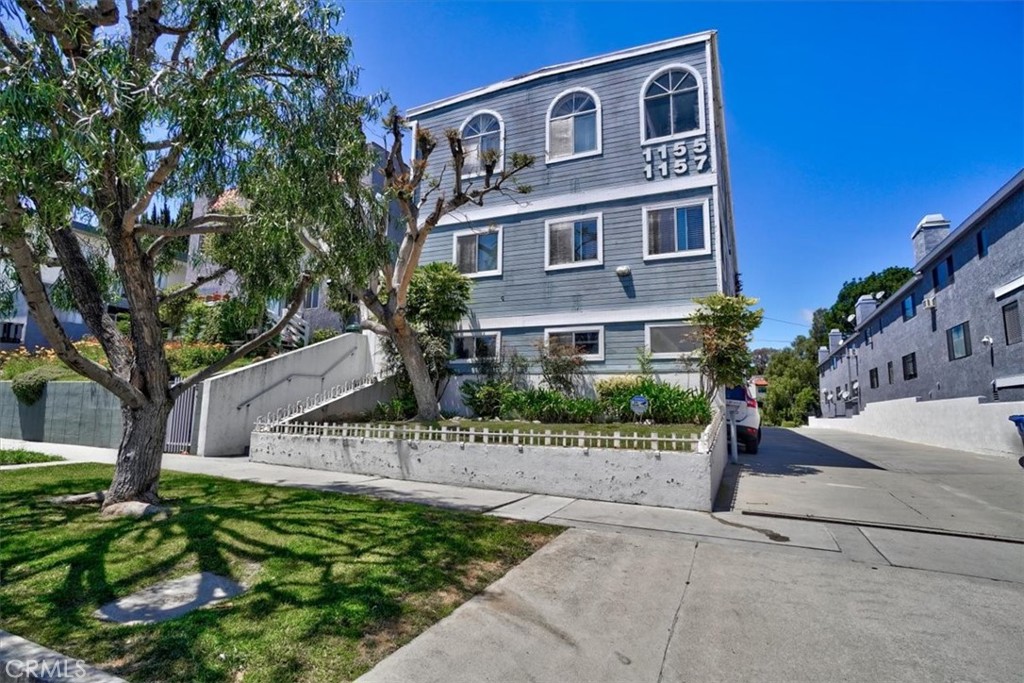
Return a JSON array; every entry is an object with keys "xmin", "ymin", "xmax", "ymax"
[
  {"xmin": 259, "ymin": 420, "xmax": 702, "ymax": 452},
  {"xmin": 253, "ymin": 373, "xmax": 384, "ymax": 431}
]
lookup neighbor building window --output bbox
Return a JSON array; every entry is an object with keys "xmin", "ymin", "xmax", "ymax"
[
  {"xmin": 546, "ymin": 327, "xmax": 604, "ymax": 361},
  {"xmin": 642, "ymin": 66, "xmax": 703, "ymax": 141},
  {"xmin": 304, "ymin": 283, "xmax": 320, "ymax": 309},
  {"xmin": 946, "ymin": 321, "xmax": 972, "ymax": 360},
  {"xmin": 452, "ymin": 332, "xmax": 499, "ymax": 362},
  {"xmin": 976, "ymin": 228, "xmax": 989, "ymax": 258},
  {"xmin": 901, "ymin": 294, "xmax": 915, "ymax": 321},
  {"xmin": 902, "ymin": 352, "xmax": 917, "ymax": 380},
  {"xmin": 932, "ymin": 255, "xmax": 954, "ymax": 290},
  {"xmin": 0, "ymin": 322, "xmax": 23, "ymax": 343},
  {"xmin": 644, "ymin": 200, "xmax": 709, "ymax": 259},
  {"xmin": 887, "ymin": 361, "xmax": 894, "ymax": 384},
  {"xmin": 869, "ymin": 368, "xmax": 879, "ymax": 389},
  {"xmin": 548, "ymin": 90, "xmax": 600, "ymax": 160},
  {"xmin": 646, "ymin": 323, "xmax": 700, "ymax": 358},
  {"xmin": 1004, "ymin": 301, "xmax": 1022, "ymax": 346},
  {"xmin": 460, "ymin": 111, "xmax": 502, "ymax": 176},
  {"xmin": 546, "ymin": 214, "xmax": 602, "ymax": 269},
  {"xmin": 453, "ymin": 227, "xmax": 502, "ymax": 277}
]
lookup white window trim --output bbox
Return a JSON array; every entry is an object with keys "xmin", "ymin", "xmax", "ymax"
[
  {"xmin": 544, "ymin": 325, "xmax": 604, "ymax": 362},
  {"xmin": 543, "ymin": 212, "xmax": 603, "ymax": 272},
  {"xmin": 545, "ymin": 87, "xmax": 603, "ymax": 165},
  {"xmin": 451, "ymin": 225, "xmax": 503, "ymax": 278},
  {"xmin": 450, "ymin": 330, "xmax": 502, "ymax": 365},
  {"xmin": 458, "ymin": 109, "xmax": 505, "ymax": 179},
  {"xmin": 641, "ymin": 197, "xmax": 712, "ymax": 261},
  {"xmin": 644, "ymin": 322, "xmax": 699, "ymax": 360},
  {"xmin": 638, "ymin": 63, "xmax": 706, "ymax": 145}
]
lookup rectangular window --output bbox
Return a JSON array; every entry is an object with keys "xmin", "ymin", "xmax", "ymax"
[
  {"xmin": 644, "ymin": 200, "xmax": 709, "ymax": 259},
  {"xmin": 1004, "ymin": 301, "xmax": 1022, "ymax": 346},
  {"xmin": 304, "ymin": 283, "xmax": 320, "ymax": 309},
  {"xmin": 930, "ymin": 308, "xmax": 938, "ymax": 332},
  {"xmin": 932, "ymin": 255, "xmax": 954, "ymax": 291},
  {"xmin": 976, "ymin": 228, "xmax": 989, "ymax": 258},
  {"xmin": 901, "ymin": 294, "xmax": 915, "ymax": 321},
  {"xmin": 887, "ymin": 361, "xmax": 894, "ymax": 384},
  {"xmin": 646, "ymin": 323, "xmax": 700, "ymax": 358},
  {"xmin": 454, "ymin": 227, "xmax": 502, "ymax": 277},
  {"xmin": 902, "ymin": 353, "xmax": 917, "ymax": 380},
  {"xmin": 452, "ymin": 332, "xmax": 499, "ymax": 362},
  {"xmin": 546, "ymin": 215, "xmax": 602, "ymax": 269},
  {"xmin": 546, "ymin": 326, "xmax": 603, "ymax": 361},
  {"xmin": 946, "ymin": 321, "xmax": 972, "ymax": 360},
  {"xmin": 869, "ymin": 368, "xmax": 879, "ymax": 389},
  {"xmin": 0, "ymin": 322, "xmax": 23, "ymax": 343}
]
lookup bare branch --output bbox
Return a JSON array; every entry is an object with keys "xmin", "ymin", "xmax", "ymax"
[
  {"xmin": 136, "ymin": 213, "xmax": 244, "ymax": 237},
  {"xmin": 360, "ymin": 319, "xmax": 387, "ymax": 335},
  {"xmin": 124, "ymin": 146, "xmax": 182, "ymax": 233},
  {"xmin": 0, "ymin": 23, "xmax": 26, "ymax": 62},
  {"xmin": 142, "ymin": 136, "xmax": 180, "ymax": 151},
  {"xmin": 158, "ymin": 266, "xmax": 230, "ymax": 305},
  {"xmin": 173, "ymin": 275, "xmax": 311, "ymax": 396}
]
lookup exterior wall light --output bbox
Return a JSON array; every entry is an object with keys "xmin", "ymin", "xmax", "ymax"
[{"xmin": 615, "ymin": 265, "xmax": 631, "ymax": 277}]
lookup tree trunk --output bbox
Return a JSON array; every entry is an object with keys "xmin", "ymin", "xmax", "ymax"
[
  {"xmin": 104, "ymin": 399, "xmax": 173, "ymax": 507},
  {"xmin": 391, "ymin": 323, "xmax": 441, "ymax": 421}
]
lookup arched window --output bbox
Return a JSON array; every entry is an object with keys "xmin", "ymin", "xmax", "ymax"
[
  {"xmin": 642, "ymin": 66, "xmax": 702, "ymax": 141},
  {"xmin": 460, "ymin": 111, "xmax": 502, "ymax": 175},
  {"xmin": 547, "ymin": 89, "xmax": 600, "ymax": 160}
]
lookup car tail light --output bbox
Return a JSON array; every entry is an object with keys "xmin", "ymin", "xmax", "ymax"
[{"xmin": 746, "ymin": 397, "xmax": 757, "ymax": 408}]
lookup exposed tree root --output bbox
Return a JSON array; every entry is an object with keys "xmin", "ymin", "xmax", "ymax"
[{"xmin": 48, "ymin": 491, "xmax": 106, "ymax": 506}]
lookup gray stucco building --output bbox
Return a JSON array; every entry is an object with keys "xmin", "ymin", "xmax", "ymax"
[
  {"xmin": 408, "ymin": 31, "xmax": 739, "ymax": 405},
  {"xmin": 819, "ymin": 170, "xmax": 1024, "ymax": 417}
]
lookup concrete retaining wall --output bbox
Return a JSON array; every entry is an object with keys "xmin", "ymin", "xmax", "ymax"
[
  {"xmin": 0, "ymin": 381, "xmax": 122, "ymax": 448},
  {"xmin": 195, "ymin": 333, "xmax": 374, "ymax": 456},
  {"xmin": 250, "ymin": 415, "xmax": 726, "ymax": 511},
  {"xmin": 808, "ymin": 396, "xmax": 1024, "ymax": 457}
]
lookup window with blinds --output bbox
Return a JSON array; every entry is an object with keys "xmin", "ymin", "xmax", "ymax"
[
  {"xmin": 645, "ymin": 202, "xmax": 707, "ymax": 258},
  {"xmin": 546, "ymin": 216, "xmax": 601, "ymax": 269},
  {"xmin": 454, "ymin": 228, "xmax": 501, "ymax": 276}
]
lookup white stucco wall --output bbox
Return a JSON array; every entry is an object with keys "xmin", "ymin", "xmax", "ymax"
[
  {"xmin": 194, "ymin": 333, "xmax": 374, "ymax": 456},
  {"xmin": 808, "ymin": 396, "xmax": 1024, "ymax": 457},
  {"xmin": 250, "ymin": 418, "xmax": 726, "ymax": 511}
]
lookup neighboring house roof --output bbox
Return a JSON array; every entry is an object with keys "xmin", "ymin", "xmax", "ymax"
[{"xmin": 753, "ymin": 377, "xmax": 768, "ymax": 387}]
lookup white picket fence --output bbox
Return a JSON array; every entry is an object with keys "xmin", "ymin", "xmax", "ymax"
[
  {"xmin": 252, "ymin": 373, "xmax": 383, "ymax": 431},
  {"xmin": 260, "ymin": 420, "xmax": 701, "ymax": 452}
]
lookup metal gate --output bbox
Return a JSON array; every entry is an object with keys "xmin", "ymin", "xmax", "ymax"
[{"xmin": 165, "ymin": 384, "xmax": 197, "ymax": 453}]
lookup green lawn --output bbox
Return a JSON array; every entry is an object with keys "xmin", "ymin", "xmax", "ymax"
[
  {"xmin": 0, "ymin": 464, "xmax": 560, "ymax": 682},
  {"xmin": 0, "ymin": 449, "xmax": 64, "ymax": 466}
]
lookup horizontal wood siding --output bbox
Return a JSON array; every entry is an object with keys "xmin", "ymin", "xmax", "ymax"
[
  {"xmin": 420, "ymin": 189, "xmax": 719, "ymax": 319},
  {"xmin": 410, "ymin": 40, "xmax": 713, "ymax": 210}
]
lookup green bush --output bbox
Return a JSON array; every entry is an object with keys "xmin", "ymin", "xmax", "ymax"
[
  {"xmin": 311, "ymin": 328, "xmax": 340, "ymax": 344},
  {"xmin": 461, "ymin": 380, "xmax": 514, "ymax": 419},
  {"xmin": 498, "ymin": 388, "xmax": 602, "ymax": 423},
  {"xmin": 165, "ymin": 342, "xmax": 231, "ymax": 376},
  {"xmin": 11, "ymin": 365, "xmax": 66, "ymax": 405},
  {"xmin": 373, "ymin": 395, "xmax": 417, "ymax": 421},
  {"xmin": 596, "ymin": 376, "xmax": 712, "ymax": 425}
]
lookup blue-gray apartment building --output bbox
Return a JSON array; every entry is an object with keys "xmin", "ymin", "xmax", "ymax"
[
  {"xmin": 408, "ymin": 31, "xmax": 739, "ymax": 407},
  {"xmin": 818, "ymin": 170, "xmax": 1024, "ymax": 417}
]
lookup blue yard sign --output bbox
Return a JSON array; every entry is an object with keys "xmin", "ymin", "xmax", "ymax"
[{"xmin": 630, "ymin": 395, "xmax": 649, "ymax": 416}]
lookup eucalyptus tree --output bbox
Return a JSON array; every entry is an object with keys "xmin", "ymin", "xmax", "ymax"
[
  {"xmin": 0, "ymin": 0, "xmax": 370, "ymax": 508},
  {"xmin": 290, "ymin": 110, "xmax": 535, "ymax": 421}
]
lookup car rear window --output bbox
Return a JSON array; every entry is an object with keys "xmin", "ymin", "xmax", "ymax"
[{"xmin": 725, "ymin": 387, "xmax": 747, "ymax": 401}]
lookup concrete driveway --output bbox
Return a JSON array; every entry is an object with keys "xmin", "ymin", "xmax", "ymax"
[{"xmin": 729, "ymin": 427, "xmax": 1024, "ymax": 541}]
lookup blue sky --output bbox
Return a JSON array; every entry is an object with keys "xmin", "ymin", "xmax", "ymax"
[{"xmin": 340, "ymin": 1, "xmax": 1023, "ymax": 348}]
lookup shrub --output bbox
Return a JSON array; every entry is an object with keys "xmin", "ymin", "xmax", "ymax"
[
  {"xmin": 373, "ymin": 395, "xmax": 417, "ymax": 421},
  {"xmin": 461, "ymin": 380, "xmax": 514, "ymax": 419},
  {"xmin": 535, "ymin": 339, "xmax": 584, "ymax": 396},
  {"xmin": 11, "ymin": 365, "xmax": 66, "ymax": 405},
  {"xmin": 311, "ymin": 328, "xmax": 340, "ymax": 344},
  {"xmin": 497, "ymin": 388, "xmax": 602, "ymax": 423},
  {"xmin": 165, "ymin": 342, "xmax": 231, "ymax": 376},
  {"xmin": 596, "ymin": 376, "xmax": 712, "ymax": 425}
]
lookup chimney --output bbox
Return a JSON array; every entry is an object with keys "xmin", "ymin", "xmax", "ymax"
[
  {"xmin": 828, "ymin": 329, "xmax": 843, "ymax": 354},
  {"xmin": 854, "ymin": 295, "xmax": 877, "ymax": 327},
  {"xmin": 912, "ymin": 214, "xmax": 950, "ymax": 263},
  {"xmin": 818, "ymin": 346, "xmax": 829, "ymax": 365}
]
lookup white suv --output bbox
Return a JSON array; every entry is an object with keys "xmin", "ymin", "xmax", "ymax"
[{"xmin": 725, "ymin": 385, "xmax": 762, "ymax": 454}]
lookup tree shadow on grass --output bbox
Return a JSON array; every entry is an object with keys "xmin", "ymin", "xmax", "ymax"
[{"xmin": 0, "ymin": 463, "xmax": 555, "ymax": 683}]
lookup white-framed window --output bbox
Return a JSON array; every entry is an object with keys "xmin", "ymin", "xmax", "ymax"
[
  {"xmin": 304, "ymin": 282, "xmax": 321, "ymax": 309},
  {"xmin": 459, "ymin": 110, "xmax": 503, "ymax": 177},
  {"xmin": 640, "ymin": 64, "xmax": 705, "ymax": 143},
  {"xmin": 546, "ymin": 88, "xmax": 601, "ymax": 163},
  {"xmin": 645, "ymin": 323, "xmax": 700, "ymax": 359},
  {"xmin": 452, "ymin": 331, "xmax": 500, "ymax": 363},
  {"xmin": 544, "ymin": 213, "xmax": 603, "ymax": 271},
  {"xmin": 545, "ymin": 326, "xmax": 604, "ymax": 361},
  {"xmin": 642, "ymin": 198, "xmax": 711, "ymax": 260},
  {"xmin": 452, "ymin": 226, "xmax": 502, "ymax": 278}
]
